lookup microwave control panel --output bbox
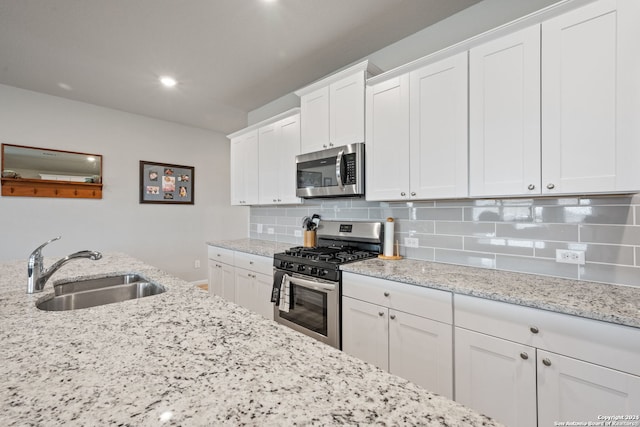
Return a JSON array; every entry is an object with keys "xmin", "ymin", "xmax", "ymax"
[{"xmin": 343, "ymin": 153, "xmax": 357, "ymax": 184}]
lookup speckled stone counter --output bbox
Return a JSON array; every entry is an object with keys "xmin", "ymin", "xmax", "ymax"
[
  {"xmin": 209, "ymin": 239, "xmax": 640, "ymax": 329},
  {"xmin": 341, "ymin": 258, "xmax": 640, "ymax": 329},
  {"xmin": 0, "ymin": 253, "xmax": 501, "ymax": 426},
  {"xmin": 207, "ymin": 238, "xmax": 290, "ymax": 258}
]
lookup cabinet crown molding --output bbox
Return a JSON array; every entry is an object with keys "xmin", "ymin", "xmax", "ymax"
[
  {"xmin": 294, "ymin": 60, "xmax": 381, "ymax": 97},
  {"xmin": 226, "ymin": 108, "xmax": 300, "ymax": 139},
  {"xmin": 367, "ymin": 0, "xmax": 598, "ymax": 85}
]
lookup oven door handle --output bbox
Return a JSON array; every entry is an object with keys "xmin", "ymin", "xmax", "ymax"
[{"xmin": 285, "ymin": 274, "xmax": 337, "ymax": 293}]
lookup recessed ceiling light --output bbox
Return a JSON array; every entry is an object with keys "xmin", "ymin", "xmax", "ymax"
[{"xmin": 159, "ymin": 76, "xmax": 177, "ymax": 88}]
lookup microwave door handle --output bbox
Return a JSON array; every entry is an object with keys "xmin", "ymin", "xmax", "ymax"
[
  {"xmin": 285, "ymin": 275, "xmax": 336, "ymax": 292},
  {"xmin": 335, "ymin": 150, "xmax": 344, "ymax": 189}
]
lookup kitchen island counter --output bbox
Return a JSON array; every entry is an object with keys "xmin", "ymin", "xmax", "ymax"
[{"xmin": 0, "ymin": 253, "xmax": 501, "ymax": 426}]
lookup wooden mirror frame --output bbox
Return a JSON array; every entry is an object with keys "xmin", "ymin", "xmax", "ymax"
[{"xmin": 1, "ymin": 143, "xmax": 103, "ymax": 199}]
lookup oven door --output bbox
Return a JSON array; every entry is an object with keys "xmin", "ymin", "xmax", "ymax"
[{"xmin": 273, "ymin": 271, "xmax": 340, "ymax": 349}]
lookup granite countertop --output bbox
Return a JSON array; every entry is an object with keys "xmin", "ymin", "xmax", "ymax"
[
  {"xmin": 341, "ymin": 258, "xmax": 640, "ymax": 329},
  {"xmin": 208, "ymin": 239, "xmax": 640, "ymax": 330},
  {"xmin": 0, "ymin": 253, "xmax": 501, "ymax": 426},
  {"xmin": 207, "ymin": 238, "xmax": 291, "ymax": 258}
]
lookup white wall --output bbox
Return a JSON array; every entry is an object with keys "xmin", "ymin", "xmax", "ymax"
[{"xmin": 0, "ymin": 84, "xmax": 249, "ymax": 282}]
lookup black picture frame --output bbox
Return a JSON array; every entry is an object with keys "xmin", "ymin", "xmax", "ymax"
[{"xmin": 139, "ymin": 160, "xmax": 194, "ymax": 204}]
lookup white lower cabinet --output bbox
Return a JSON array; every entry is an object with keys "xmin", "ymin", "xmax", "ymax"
[
  {"xmin": 455, "ymin": 327, "xmax": 537, "ymax": 427},
  {"xmin": 454, "ymin": 294, "xmax": 640, "ymax": 427},
  {"xmin": 342, "ymin": 272, "xmax": 453, "ymax": 399},
  {"xmin": 234, "ymin": 268, "xmax": 273, "ymax": 321},
  {"xmin": 207, "ymin": 246, "xmax": 273, "ymax": 320},
  {"xmin": 207, "ymin": 246, "xmax": 236, "ymax": 303}
]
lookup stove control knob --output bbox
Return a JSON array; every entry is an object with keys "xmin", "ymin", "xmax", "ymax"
[
  {"xmin": 298, "ymin": 265, "xmax": 306, "ymax": 272},
  {"xmin": 285, "ymin": 262, "xmax": 294, "ymax": 270},
  {"xmin": 310, "ymin": 267, "xmax": 318, "ymax": 275},
  {"xmin": 318, "ymin": 269, "xmax": 327, "ymax": 277}
]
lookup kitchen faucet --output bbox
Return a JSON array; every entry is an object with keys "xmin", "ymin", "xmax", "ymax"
[{"xmin": 27, "ymin": 236, "xmax": 102, "ymax": 294}]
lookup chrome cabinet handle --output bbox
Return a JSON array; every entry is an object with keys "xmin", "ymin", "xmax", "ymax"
[
  {"xmin": 390, "ymin": 314, "xmax": 396, "ymax": 320},
  {"xmin": 547, "ymin": 183, "xmax": 555, "ymax": 190},
  {"xmin": 542, "ymin": 358, "xmax": 552, "ymax": 367},
  {"xmin": 520, "ymin": 352, "xmax": 529, "ymax": 360},
  {"xmin": 528, "ymin": 184, "xmax": 535, "ymax": 190},
  {"xmin": 384, "ymin": 292, "xmax": 390, "ymax": 297},
  {"xmin": 411, "ymin": 192, "xmax": 416, "ymax": 196},
  {"xmin": 400, "ymin": 192, "xmax": 406, "ymax": 197},
  {"xmin": 378, "ymin": 311, "xmax": 384, "ymax": 317},
  {"xmin": 329, "ymin": 143, "xmax": 334, "ymax": 147},
  {"xmin": 530, "ymin": 326, "xmax": 539, "ymax": 334}
]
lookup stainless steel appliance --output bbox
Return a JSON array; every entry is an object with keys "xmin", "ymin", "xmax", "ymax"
[
  {"xmin": 272, "ymin": 220, "xmax": 383, "ymax": 348},
  {"xmin": 295, "ymin": 143, "xmax": 365, "ymax": 198}
]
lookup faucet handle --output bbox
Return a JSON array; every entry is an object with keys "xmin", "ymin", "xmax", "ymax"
[{"xmin": 30, "ymin": 236, "xmax": 61, "ymax": 258}]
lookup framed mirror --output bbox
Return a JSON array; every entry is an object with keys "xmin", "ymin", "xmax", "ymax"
[{"xmin": 1, "ymin": 144, "xmax": 103, "ymax": 199}]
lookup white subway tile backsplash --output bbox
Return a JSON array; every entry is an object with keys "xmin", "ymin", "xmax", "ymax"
[{"xmin": 249, "ymin": 195, "xmax": 640, "ymax": 287}]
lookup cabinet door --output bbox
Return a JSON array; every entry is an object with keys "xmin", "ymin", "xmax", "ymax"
[
  {"xmin": 230, "ymin": 130, "xmax": 259, "ymax": 205},
  {"xmin": 258, "ymin": 123, "xmax": 279, "ymax": 204},
  {"xmin": 276, "ymin": 114, "xmax": 302, "ymax": 204},
  {"xmin": 542, "ymin": 0, "xmax": 640, "ymax": 194},
  {"xmin": 365, "ymin": 75, "xmax": 410, "ymax": 201},
  {"xmin": 537, "ymin": 350, "xmax": 640, "ymax": 425},
  {"xmin": 389, "ymin": 310, "xmax": 453, "ymax": 399},
  {"xmin": 209, "ymin": 260, "xmax": 235, "ymax": 303},
  {"xmin": 409, "ymin": 52, "xmax": 468, "ymax": 199},
  {"xmin": 342, "ymin": 296, "xmax": 389, "ymax": 370},
  {"xmin": 330, "ymin": 71, "xmax": 365, "ymax": 147},
  {"xmin": 234, "ymin": 268, "xmax": 256, "ymax": 311},
  {"xmin": 469, "ymin": 25, "xmax": 541, "ymax": 197},
  {"xmin": 455, "ymin": 327, "xmax": 537, "ymax": 427},
  {"xmin": 300, "ymin": 86, "xmax": 329, "ymax": 154},
  {"xmin": 254, "ymin": 272, "xmax": 274, "ymax": 320}
]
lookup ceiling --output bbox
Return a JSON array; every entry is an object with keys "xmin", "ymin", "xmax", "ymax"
[{"xmin": 0, "ymin": 0, "xmax": 481, "ymax": 134}]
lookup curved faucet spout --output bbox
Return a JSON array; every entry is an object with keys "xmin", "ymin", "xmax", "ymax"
[{"xmin": 27, "ymin": 237, "xmax": 102, "ymax": 294}]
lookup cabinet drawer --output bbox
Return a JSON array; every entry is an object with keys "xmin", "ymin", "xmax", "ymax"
[
  {"xmin": 455, "ymin": 294, "xmax": 640, "ymax": 376},
  {"xmin": 233, "ymin": 251, "xmax": 273, "ymax": 276},
  {"xmin": 207, "ymin": 246, "xmax": 234, "ymax": 265},
  {"xmin": 342, "ymin": 272, "xmax": 452, "ymax": 324}
]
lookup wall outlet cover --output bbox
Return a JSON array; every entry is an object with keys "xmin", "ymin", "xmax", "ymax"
[
  {"xmin": 267, "ymin": 227, "xmax": 275, "ymax": 235},
  {"xmin": 555, "ymin": 249, "xmax": 585, "ymax": 265},
  {"xmin": 404, "ymin": 237, "xmax": 419, "ymax": 248},
  {"xmin": 257, "ymin": 224, "xmax": 263, "ymax": 234}
]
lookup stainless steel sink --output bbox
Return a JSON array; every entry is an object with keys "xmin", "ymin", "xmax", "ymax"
[{"xmin": 36, "ymin": 274, "xmax": 165, "ymax": 311}]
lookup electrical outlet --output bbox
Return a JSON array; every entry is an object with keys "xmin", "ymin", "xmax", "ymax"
[
  {"xmin": 404, "ymin": 237, "xmax": 419, "ymax": 248},
  {"xmin": 294, "ymin": 230, "xmax": 302, "ymax": 238},
  {"xmin": 267, "ymin": 228, "xmax": 275, "ymax": 235},
  {"xmin": 556, "ymin": 249, "xmax": 585, "ymax": 265},
  {"xmin": 194, "ymin": 259, "xmax": 201, "ymax": 269},
  {"xmin": 257, "ymin": 224, "xmax": 263, "ymax": 233}
]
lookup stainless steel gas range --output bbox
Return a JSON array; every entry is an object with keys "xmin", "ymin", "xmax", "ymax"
[{"xmin": 271, "ymin": 220, "xmax": 383, "ymax": 349}]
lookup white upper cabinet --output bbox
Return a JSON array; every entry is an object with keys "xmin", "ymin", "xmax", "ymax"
[
  {"xmin": 366, "ymin": 52, "xmax": 467, "ymax": 201},
  {"xmin": 296, "ymin": 61, "xmax": 374, "ymax": 154},
  {"xmin": 229, "ymin": 108, "xmax": 301, "ymax": 206},
  {"xmin": 469, "ymin": 25, "xmax": 541, "ymax": 197},
  {"xmin": 541, "ymin": 0, "xmax": 640, "ymax": 194},
  {"xmin": 409, "ymin": 52, "xmax": 468, "ymax": 199},
  {"xmin": 329, "ymin": 72, "xmax": 366, "ymax": 148},
  {"xmin": 365, "ymin": 75, "xmax": 410, "ymax": 201},
  {"xmin": 299, "ymin": 86, "xmax": 330, "ymax": 154},
  {"xmin": 258, "ymin": 113, "xmax": 302, "ymax": 205},
  {"xmin": 229, "ymin": 129, "xmax": 259, "ymax": 206}
]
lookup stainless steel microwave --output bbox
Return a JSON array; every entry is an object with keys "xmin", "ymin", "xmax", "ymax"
[{"xmin": 295, "ymin": 143, "xmax": 365, "ymax": 198}]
